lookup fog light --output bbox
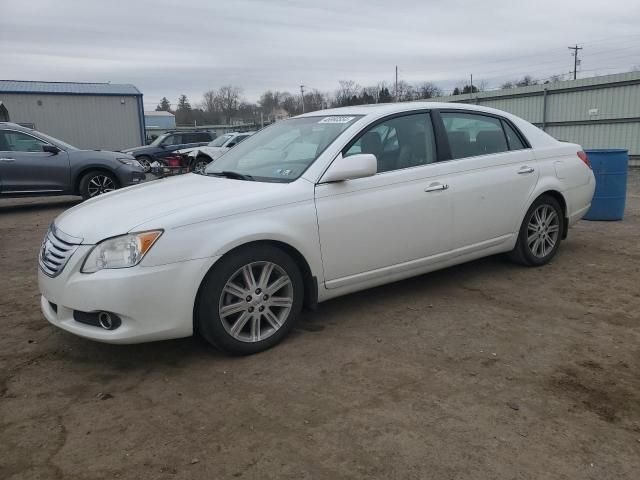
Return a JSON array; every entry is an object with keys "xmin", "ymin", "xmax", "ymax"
[{"xmin": 98, "ymin": 311, "xmax": 114, "ymax": 330}]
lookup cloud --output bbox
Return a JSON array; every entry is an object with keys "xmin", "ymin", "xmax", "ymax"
[{"xmin": 1, "ymin": 0, "xmax": 639, "ymax": 107}]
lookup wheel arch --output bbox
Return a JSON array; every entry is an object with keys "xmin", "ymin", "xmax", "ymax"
[
  {"xmin": 73, "ymin": 167, "xmax": 119, "ymax": 195},
  {"xmin": 527, "ymin": 189, "xmax": 569, "ymax": 239},
  {"xmin": 193, "ymin": 239, "xmax": 318, "ymax": 334}
]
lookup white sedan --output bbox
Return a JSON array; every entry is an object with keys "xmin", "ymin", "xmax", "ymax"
[
  {"xmin": 178, "ymin": 132, "xmax": 254, "ymax": 173},
  {"xmin": 38, "ymin": 103, "xmax": 595, "ymax": 355}
]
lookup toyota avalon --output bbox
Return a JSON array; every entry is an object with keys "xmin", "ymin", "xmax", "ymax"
[{"xmin": 38, "ymin": 103, "xmax": 595, "ymax": 355}]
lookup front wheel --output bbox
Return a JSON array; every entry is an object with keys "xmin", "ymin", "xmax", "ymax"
[
  {"xmin": 196, "ymin": 245, "xmax": 304, "ymax": 355},
  {"xmin": 79, "ymin": 171, "xmax": 119, "ymax": 200},
  {"xmin": 509, "ymin": 195, "xmax": 564, "ymax": 266},
  {"xmin": 191, "ymin": 155, "xmax": 211, "ymax": 174}
]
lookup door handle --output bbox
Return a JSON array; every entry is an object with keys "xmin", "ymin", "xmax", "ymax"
[
  {"xmin": 518, "ymin": 166, "xmax": 535, "ymax": 174},
  {"xmin": 424, "ymin": 183, "xmax": 448, "ymax": 192},
  {"xmin": 0, "ymin": 158, "xmax": 16, "ymax": 162}
]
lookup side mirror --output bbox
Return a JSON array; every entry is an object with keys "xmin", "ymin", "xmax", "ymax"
[
  {"xmin": 320, "ymin": 153, "xmax": 377, "ymax": 183},
  {"xmin": 42, "ymin": 145, "xmax": 60, "ymax": 154}
]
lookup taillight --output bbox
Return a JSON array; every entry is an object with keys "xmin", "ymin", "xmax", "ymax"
[
  {"xmin": 165, "ymin": 155, "xmax": 181, "ymax": 167},
  {"xmin": 577, "ymin": 151, "xmax": 591, "ymax": 169}
]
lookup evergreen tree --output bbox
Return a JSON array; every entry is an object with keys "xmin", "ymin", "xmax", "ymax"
[{"xmin": 155, "ymin": 97, "xmax": 172, "ymax": 112}]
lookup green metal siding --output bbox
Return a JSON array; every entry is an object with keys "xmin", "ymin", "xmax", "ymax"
[{"xmin": 431, "ymin": 72, "xmax": 640, "ymax": 161}]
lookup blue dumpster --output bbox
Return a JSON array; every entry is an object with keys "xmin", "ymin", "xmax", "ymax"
[{"xmin": 583, "ymin": 149, "xmax": 628, "ymax": 221}]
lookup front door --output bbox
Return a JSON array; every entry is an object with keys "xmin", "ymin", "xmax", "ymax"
[
  {"xmin": 314, "ymin": 112, "xmax": 452, "ymax": 289},
  {"xmin": 0, "ymin": 129, "xmax": 70, "ymax": 194}
]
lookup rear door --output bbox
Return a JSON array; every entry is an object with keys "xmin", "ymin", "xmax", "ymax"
[
  {"xmin": 434, "ymin": 110, "xmax": 538, "ymax": 250},
  {"xmin": 0, "ymin": 129, "xmax": 70, "ymax": 194}
]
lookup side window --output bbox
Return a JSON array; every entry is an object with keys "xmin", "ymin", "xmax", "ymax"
[
  {"xmin": 441, "ymin": 112, "xmax": 508, "ymax": 159},
  {"xmin": 161, "ymin": 135, "xmax": 177, "ymax": 146},
  {"xmin": 345, "ymin": 113, "xmax": 436, "ymax": 173},
  {"xmin": 0, "ymin": 130, "xmax": 48, "ymax": 152},
  {"xmin": 502, "ymin": 121, "xmax": 526, "ymax": 150}
]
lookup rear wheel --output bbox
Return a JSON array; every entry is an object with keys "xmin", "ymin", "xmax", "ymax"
[
  {"xmin": 196, "ymin": 245, "xmax": 304, "ymax": 355},
  {"xmin": 509, "ymin": 195, "xmax": 564, "ymax": 266},
  {"xmin": 136, "ymin": 155, "xmax": 153, "ymax": 173},
  {"xmin": 191, "ymin": 155, "xmax": 211, "ymax": 174},
  {"xmin": 79, "ymin": 171, "xmax": 119, "ymax": 200}
]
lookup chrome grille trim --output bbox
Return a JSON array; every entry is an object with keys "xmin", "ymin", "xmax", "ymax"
[{"xmin": 39, "ymin": 224, "xmax": 83, "ymax": 277}]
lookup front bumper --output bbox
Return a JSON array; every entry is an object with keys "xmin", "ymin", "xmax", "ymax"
[
  {"xmin": 38, "ymin": 245, "xmax": 218, "ymax": 344},
  {"xmin": 116, "ymin": 165, "xmax": 146, "ymax": 187}
]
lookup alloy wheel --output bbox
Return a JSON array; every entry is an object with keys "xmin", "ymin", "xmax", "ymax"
[
  {"xmin": 218, "ymin": 261, "xmax": 294, "ymax": 343},
  {"xmin": 137, "ymin": 157, "xmax": 151, "ymax": 172},
  {"xmin": 194, "ymin": 160, "xmax": 209, "ymax": 174},
  {"xmin": 87, "ymin": 175, "xmax": 116, "ymax": 197},
  {"xmin": 527, "ymin": 204, "xmax": 560, "ymax": 258}
]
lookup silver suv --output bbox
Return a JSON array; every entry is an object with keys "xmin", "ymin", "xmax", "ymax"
[{"xmin": 0, "ymin": 123, "xmax": 145, "ymax": 199}]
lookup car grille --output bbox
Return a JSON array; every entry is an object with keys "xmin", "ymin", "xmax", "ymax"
[{"xmin": 39, "ymin": 225, "xmax": 83, "ymax": 277}]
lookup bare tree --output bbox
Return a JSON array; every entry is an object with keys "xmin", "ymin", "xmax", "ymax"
[
  {"xmin": 415, "ymin": 82, "xmax": 443, "ymax": 99},
  {"xmin": 216, "ymin": 85, "xmax": 243, "ymax": 124},
  {"xmin": 335, "ymin": 80, "xmax": 361, "ymax": 106}
]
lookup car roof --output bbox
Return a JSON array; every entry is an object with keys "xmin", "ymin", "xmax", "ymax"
[
  {"xmin": 0, "ymin": 122, "xmax": 31, "ymax": 132},
  {"xmin": 296, "ymin": 101, "xmax": 520, "ymax": 120}
]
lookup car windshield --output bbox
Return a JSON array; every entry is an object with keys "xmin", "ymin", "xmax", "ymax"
[
  {"xmin": 150, "ymin": 134, "xmax": 170, "ymax": 146},
  {"xmin": 209, "ymin": 134, "xmax": 233, "ymax": 147},
  {"xmin": 33, "ymin": 130, "xmax": 78, "ymax": 150},
  {"xmin": 204, "ymin": 115, "xmax": 361, "ymax": 182}
]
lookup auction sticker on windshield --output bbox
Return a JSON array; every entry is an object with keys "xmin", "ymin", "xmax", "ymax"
[{"xmin": 318, "ymin": 116, "xmax": 355, "ymax": 124}]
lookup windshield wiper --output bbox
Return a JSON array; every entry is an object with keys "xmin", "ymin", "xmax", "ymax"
[{"xmin": 207, "ymin": 171, "xmax": 255, "ymax": 181}]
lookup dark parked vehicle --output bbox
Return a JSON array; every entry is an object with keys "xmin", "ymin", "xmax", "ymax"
[
  {"xmin": 0, "ymin": 122, "xmax": 145, "ymax": 199},
  {"xmin": 121, "ymin": 131, "xmax": 214, "ymax": 172}
]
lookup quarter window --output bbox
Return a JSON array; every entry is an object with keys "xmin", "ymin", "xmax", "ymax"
[
  {"xmin": 0, "ymin": 130, "xmax": 48, "ymax": 152},
  {"xmin": 441, "ymin": 112, "xmax": 509, "ymax": 159},
  {"xmin": 345, "ymin": 113, "xmax": 437, "ymax": 173},
  {"xmin": 502, "ymin": 121, "xmax": 526, "ymax": 150}
]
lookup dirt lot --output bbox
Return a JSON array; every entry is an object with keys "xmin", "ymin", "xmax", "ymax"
[{"xmin": 1, "ymin": 172, "xmax": 639, "ymax": 480}]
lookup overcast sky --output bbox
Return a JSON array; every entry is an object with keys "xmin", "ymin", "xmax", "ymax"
[{"xmin": 2, "ymin": 0, "xmax": 639, "ymax": 109}]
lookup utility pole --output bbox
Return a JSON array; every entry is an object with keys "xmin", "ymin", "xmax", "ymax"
[
  {"xmin": 300, "ymin": 85, "xmax": 305, "ymax": 113},
  {"xmin": 470, "ymin": 73, "xmax": 473, "ymax": 97},
  {"xmin": 568, "ymin": 44, "xmax": 583, "ymax": 80},
  {"xmin": 395, "ymin": 65, "xmax": 398, "ymax": 101}
]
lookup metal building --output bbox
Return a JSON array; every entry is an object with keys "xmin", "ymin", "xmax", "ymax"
[
  {"xmin": 432, "ymin": 71, "xmax": 640, "ymax": 165},
  {"xmin": 0, "ymin": 80, "xmax": 145, "ymax": 150},
  {"xmin": 144, "ymin": 111, "xmax": 176, "ymax": 129}
]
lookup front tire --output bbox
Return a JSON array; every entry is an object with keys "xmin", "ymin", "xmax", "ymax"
[
  {"xmin": 79, "ymin": 171, "xmax": 119, "ymax": 200},
  {"xmin": 196, "ymin": 245, "xmax": 304, "ymax": 355},
  {"xmin": 191, "ymin": 155, "xmax": 211, "ymax": 174},
  {"xmin": 509, "ymin": 194, "xmax": 564, "ymax": 266}
]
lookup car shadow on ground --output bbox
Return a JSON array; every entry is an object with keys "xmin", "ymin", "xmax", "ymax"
[{"xmin": 45, "ymin": 253, "xmax": 525, "ymax": 370}]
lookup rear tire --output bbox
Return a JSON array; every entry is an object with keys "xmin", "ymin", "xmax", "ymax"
[
  {"xmin": 196, "ymin": 245, "xmax": 304, "ymax": 355},
  {"xmin": 79, "ymin": 171, "xmax": 119, "ymax": 200},
  {"xmin": 509, "ymin": 194, "xmax": 564, "ymax": 266},
  {"xmin": 136, "ymin": 155, "xmax": 153, "ymax": 173}
]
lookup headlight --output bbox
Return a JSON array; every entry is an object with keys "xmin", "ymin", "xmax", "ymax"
[
  {"xmin": 117, "ymin": 157, "xmax": 142, "ymax": 168},
  {"xmin": 81, "ymin": 230, "xmax": 162, "ymax": 273}
]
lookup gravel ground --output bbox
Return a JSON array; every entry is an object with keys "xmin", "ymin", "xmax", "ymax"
[{"xmin": 1, "ymin": 171, "xmax": 639, "ymax": 480}]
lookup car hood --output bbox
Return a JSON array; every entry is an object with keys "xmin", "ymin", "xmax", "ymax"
[
  {"xmin": 121, "ymin": 145, "xmax": 157, "ymax": 155},
  {"xmin": 199, "ymin": 146, "xmax": 227, "ymax": 158},
  {"xmin": 54, "ymin": 174, "xmax": 310, "ymax": 244},
  {"xmin": 68, "ymin": 149, "xmax": 134, "ymax": 161},
  {"xmin": 176, "ymin": 146, "xmax": 199, "ymax": 155}
]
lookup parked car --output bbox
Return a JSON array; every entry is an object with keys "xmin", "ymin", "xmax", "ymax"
[
  {"xmin": 121, "ymin": 130, "xmax": 214, "ymax": 172},
  {"xmin": 178, "ymin": 132, "xmax": 254, "ymax": 173},
  {"xmin": 0, "ymin": 122, "xmax": 145, "ymax": 199},
  {"xmin": 38, "ymin": 103, "xmax": 595, "ymax": 355}
]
